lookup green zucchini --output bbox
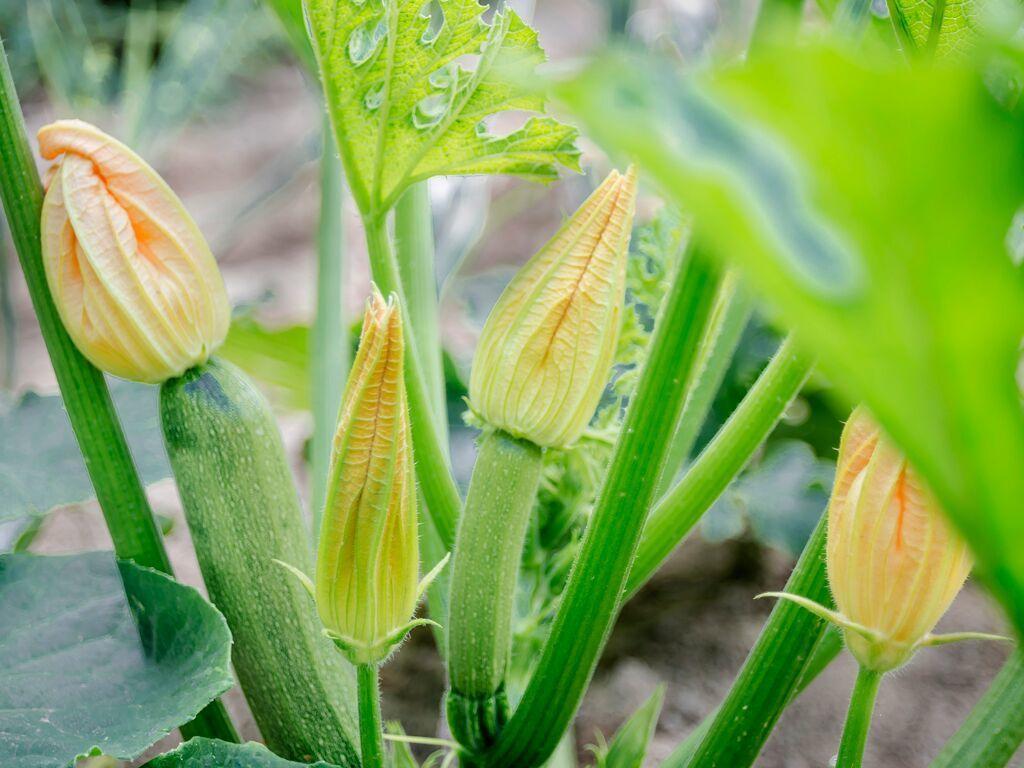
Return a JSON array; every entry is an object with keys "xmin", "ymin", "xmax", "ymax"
[{"xmin": 160, "ymin": 357, "xmax": 360, "ymax": 767}]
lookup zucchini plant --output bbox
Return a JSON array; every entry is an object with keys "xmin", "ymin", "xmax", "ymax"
[{"xmin": 1, "ymin": 0, "xmax": 1024, "ymax": 766}]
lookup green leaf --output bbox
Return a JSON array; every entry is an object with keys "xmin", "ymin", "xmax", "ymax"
[
  {"xmin": 218, "ymin": 316, "xmax": 312, "ymax": 411},
  {"xmin": 0, "ymin": 380, "xmax": 170, "ymax": 522},
  {"xmin": 890, "ymin": 0, "xmax": 977, "ymax": 57},
  {"xmin": 0, "ymin": 552, "xmax": 234, "ymax": 768},
  {"xmin": 596, "ymin": 686, "xmax": 665, "ymax": 768},
  {"xmin": 306, "ymin": 0, "xmax": 580, "ymax": 217},
  {"xmin": 148, "ymin": 738, "xmax": 339, "ymax": 768},
  {"xmin": 557, "ymin": 45, "xmax": 1024, "ymax": 635}
]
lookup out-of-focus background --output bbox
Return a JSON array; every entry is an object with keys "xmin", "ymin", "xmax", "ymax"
[{"xmin": 0, "ymin": 1, "xmax": 1014, "ymax": 766}]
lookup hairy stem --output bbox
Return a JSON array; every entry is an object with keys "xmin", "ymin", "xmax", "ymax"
[
  {"xmin": 358, "ymin": 664, "xmax": 386, "ymax": 768},
  {"xmin": 447, "ymin": 429, "xmax": 544, "ymax": 753},
  {"xmin": 311, "ymin": 119, "xmax": 348, "ymax": 526},
  {"xmin": 836, "ymin": 667, "xmax": 884, "ymax": 768},
  {"xmin": 362, "ymin": 214, "xmax": 461, "ymax": 549},
  {"xmin": 480, "ymin": 246, "xmax": 721, "ymax": 768}
]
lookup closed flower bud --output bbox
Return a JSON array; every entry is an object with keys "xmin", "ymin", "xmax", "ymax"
[
  {"xmin": 315, "ymin": 289, "xmax": 421, "ymax": 664},
  {"xmin": 469, "ymin": 167, "xmax": 638, "ymax": 448},
  {"xmin": 826, "ymin": 406, "xmax": 973, "ymax": 671},
  {"xmin": 39, "ymin": 120, "xmax": 229, "ymax": 384}
]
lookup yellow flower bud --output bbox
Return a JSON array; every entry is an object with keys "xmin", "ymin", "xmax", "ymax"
[
  {"xmin": 468, "ymin": 167, "xmax": 638, "ymax": 448},
  {"xmin": 315, "ymin": 289, "xmax": 420, "ymax": 664},
  {"xmin": 38, "ymin": 119, "xmax": 229, "ymax": 384},
  {"xmin": 826, "ymin": 406, "xmax": 973, "ymax": 671}
]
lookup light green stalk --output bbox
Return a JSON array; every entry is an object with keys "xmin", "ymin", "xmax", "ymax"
[
  {"xmin": 0, "ymin": 37, "xmax": 237, "ymax": 743},
  {"xmin": 479, "ymin": 246, "xmax": 721, "ymax": 768},
  {"xmin": 395, "ymin": 183, "xmax": 446, "ymax": 430},
  {"xmin": 311, "ymin": 120, "xmax": 348, "ymax": 525},
  {"xmin": 836, "ymin": 667, "xmax": 884, "ymax": 768}
]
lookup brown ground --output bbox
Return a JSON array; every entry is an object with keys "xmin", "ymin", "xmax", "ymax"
[{"xmin": 10, "ymin": 36, "xmax": 1020, "ymax": 768}]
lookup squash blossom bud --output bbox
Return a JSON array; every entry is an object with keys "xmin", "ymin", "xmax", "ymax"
[
  {"xmin": 315, "ymin": 289, "xmax": 420, "ymax": 664},
  {"xmin": 469, "ymin": 167, "xmax": 638, "ymax": 448},
  {"xmin": 826, "ymin": 406, "xmax": 973, "ymax": 671},
  {"xmin": 38, "ymin": 120, "xmax": 229, "ymax": 384}
]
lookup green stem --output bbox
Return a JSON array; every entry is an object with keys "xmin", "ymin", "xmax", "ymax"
[
  {"xmin": 670, "ymin": 509, "xmax": 834, "ymax": 768},
  {"xmin": 447, "ymin": 429, "xmax": 544, "ymax": 753},
  {"xmin": 363, "ymin": 214, "xmax": 461, "ymax": 549},
  {"xmin": 627, "ymin": 334, "xmax": 813, "ymax": 597},
  {"xmin": 930, "ymin": 651, "xmax": 1024, "ymax": 768},
  {"xmin": 479, "ymin": 246, "xmax": 721, "ymax": 768},
  {"xmin": 311, "ymin": 118, "xmax": 348, "ymax": 526},
  {"xmin": 655, "ymin": 270, "xmax": 753, "ymax": 497},
  {"xmin": 0, "ymin": 216, "xmax": 15, "ymax": 389},
  {"xmin": 0, "ymin": 37, "xmax": 237, "ymax": 743},
  {"xmin": 357, "ymin": 663, "xmax": 386, "ymax": 768},
  {"xmin": 394, "ymin": 183, "xmax": 446, "ymax": 431},
  {"xmin": 837, "ymin": 667, "xmax": 884, "ymax": 768}
]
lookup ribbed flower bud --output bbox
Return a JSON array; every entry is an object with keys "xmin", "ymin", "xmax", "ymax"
[
  {"xmin": 39, "ymin": 119, "xmax": 229, "ymax": 384},
  {"xmin": 826, "ymin": 406, "xmax": 973, "ymax": 671},
  {"xmin": 315, "ymin": 288, "xmax": 421, "ymax": 664},
  {"xmin": 468, "ymin": 167, "xmax": 638, "ymax": 448}
]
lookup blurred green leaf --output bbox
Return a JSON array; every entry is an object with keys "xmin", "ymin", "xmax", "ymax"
[
  {"xmin": 703, "ymin": 440, "xmax": 834, "ymax": 556},
  {"xmin": 218, "ymin": 316, "xmax": 311, "ymax": 411},
  {"xmin": 0, "ymin": 380, "xmax": 170, "ymax": 522},
  {"xmin": 0, "ymin": 552, "xmax": 234, "ymax": 768},
  {"xmin": 594, "ymin": 686, "xmax": 665, "ymax": 768},
  {"xmin": 890, "ymin": 0, "xmax": 977, "ymax": 57},
  {"xmin": 558, "ymin": 45, "xmax": 1024, "ymax": 631},
  {"xmin": 148, "ymin": 738, "xmax": 339, "ymax": 767},
  {"xmin": 305, "ymin": 0, "xmax": 580, "ymax": 217}
]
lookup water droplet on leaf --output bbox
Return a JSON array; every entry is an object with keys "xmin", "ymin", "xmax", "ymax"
[
  {"xmin": 413, "ymin": 92, "xmax": 450, "ymax": 129},
  {"xmin": 347, "ymin": 19, "xmax": 387, "ymax": 66}
]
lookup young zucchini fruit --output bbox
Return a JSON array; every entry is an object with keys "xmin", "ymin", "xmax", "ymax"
[{"xmin": 160, "ymin": 358, "xmax": 360, "ymax": 767}]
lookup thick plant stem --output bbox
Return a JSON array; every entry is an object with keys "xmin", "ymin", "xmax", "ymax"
[
  {"xmin": 363, "ymin": 214, "xmax": 461, "ymax": 548},
  {"xmin": 447, "ymin": 429, "xmax": 544, "ymax": 753},
  {"xmin": 930, "ymin": 651, "xmax": 1024, "ymax": 768},
  {"xmin": 672, "ymin": 510, "xmax": 833, "ymax": 768},
  {"xmin": 655, "ymin": 269, "xmax": 753, "ymax": 497},
  {"xmin": 479, "ymin": 246, "xmax": 721, "ymax": 768},
  {"xmin": 357, "ymin": 664, "xmax": 386, "ymax": 768},
  {"xmin": 627, "ymin": 334, "xmax": 813, "ymax": 597},
  {"xmin": 394, "ymin": 183, "xmax": 446, "ymax": 430},
  {"xmin": 837, "ymin": 667, "xmax": 884, "ymax": 768},
  {"xmin": 311, "ymin": 120, "xmax": 348, "ymax": 526},
  {"xmin": 161, "ymin": 359, "xmax": 360, "ymax": 766},
  {"xmin": 0, "ymin": 37, "xmax": 237, "ymax": 744}
]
